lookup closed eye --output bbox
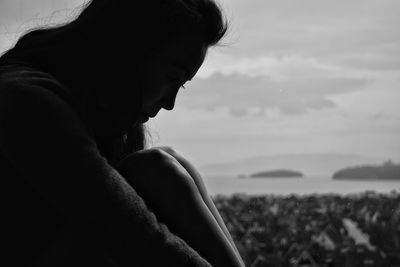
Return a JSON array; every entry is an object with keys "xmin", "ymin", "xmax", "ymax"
[{"xmin": 169, "ymin": 76, "xmax": 187, "ymax": 89}]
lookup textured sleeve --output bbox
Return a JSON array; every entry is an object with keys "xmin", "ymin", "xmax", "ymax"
[{"xmin": 0, "ymin": 74, "xmax": 211, "ymax": 267}]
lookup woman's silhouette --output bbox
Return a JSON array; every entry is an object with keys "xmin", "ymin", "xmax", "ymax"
[{"xmin": 0, "ymin": 0, "xmax": 245, "ymax": 266}]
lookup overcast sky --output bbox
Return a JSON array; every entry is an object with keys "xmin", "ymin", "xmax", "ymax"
[{"xmin": 1, "ymin": 0, "xmax": 399, "ymax": 167}]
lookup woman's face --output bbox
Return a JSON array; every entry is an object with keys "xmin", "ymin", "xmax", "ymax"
[{"xmin": 137, "ymin": 35, "xmax": 207, "ymax": 123}]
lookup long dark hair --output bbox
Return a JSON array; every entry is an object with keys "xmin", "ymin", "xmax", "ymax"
[{"xmin": 0, "ymin": 0, "xmax": 228, "ymax": 166}]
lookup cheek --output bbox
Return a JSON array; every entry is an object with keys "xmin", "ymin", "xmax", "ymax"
[
  {"xmin": 142, "ymin": 70, "xmax": 173, "ymax": 106},
  {"xmin": 143, "ymin": 85, "xmax": 168, "ymax": 107}
]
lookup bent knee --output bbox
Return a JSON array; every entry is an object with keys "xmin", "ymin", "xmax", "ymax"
[
  {"xmin": 152, "ymin": 151, "xmax": 197, "ymax": 194},
  {"xmin": 152, "ymin": 146, "xmax": 178, "ymax": 158},
  {"xmin": 116, "ymin": 147, "xmax": 174, "ymax": 172},
  {"xmin": 117, "ymin": 148, "xmax": 196, "ymax": 193}
]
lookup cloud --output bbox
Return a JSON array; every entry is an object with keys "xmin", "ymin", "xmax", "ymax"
[
  {"xmin": 217, "ymin": 0, "xmax": 400, "ymax": 71},
  {"xmin": 178, "ymin": 72, "xmax": 369, "ymax": 116},
  {"xmin": 0, "ymin": 0, "xmax": 86, "ymax": 53},
  {"xmin": 199, "ymin": 53, "xmax": 366, "ymax": 80},
  {"xmin": 0, "ymin": 0, "xmax": 85, "ymax": 24},
  {"xmin": 188, "ymin": 53, "xmax": 372, "ymax": 117}
]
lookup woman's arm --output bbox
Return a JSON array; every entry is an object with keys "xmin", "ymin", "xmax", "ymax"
[{"xmin": 0, "ymin": 77, "xmax": 211, "ymax": 267}]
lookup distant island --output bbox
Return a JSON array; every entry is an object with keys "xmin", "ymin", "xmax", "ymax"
[
  {"xmin": 239, "ymin": 169, "xmax": 303, "ymax": 178},
  {"xmin": 333, "ymin": 161, "xmax": 400, "ymax": 180}
]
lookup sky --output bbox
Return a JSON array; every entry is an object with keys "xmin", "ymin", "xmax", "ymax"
[{"xmin": 1, "ymin": 0, "xmax": 399, "ymax": 167}]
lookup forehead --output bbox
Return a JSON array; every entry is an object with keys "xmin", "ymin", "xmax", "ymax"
[{"xmin": 162, "ymin": 35, "xmax": 207, "ymax": 77}]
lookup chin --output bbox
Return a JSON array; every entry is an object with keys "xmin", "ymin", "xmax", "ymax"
[
  {"xmin": 137, "ymin": 114, "xmax": 149, "ymax": 123},
  {"xmin": 140, "ymin": 118, "xmax": 149, "ymax": 124}
]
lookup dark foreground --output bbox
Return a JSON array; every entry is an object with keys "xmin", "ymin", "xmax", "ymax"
[{"xmin": 212, "ymin": 191, "xmax": 400, "ymax": 267}]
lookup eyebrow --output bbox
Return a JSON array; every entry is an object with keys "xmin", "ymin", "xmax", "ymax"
[{"xmin": 172, "ymin": 62, "xmax": 193, "ymax": 81}]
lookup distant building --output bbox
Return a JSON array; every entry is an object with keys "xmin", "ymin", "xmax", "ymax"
[
  {"xmin": 314, "ymin": 231, "xmax": 336, "ymax": 250},
  {"xmin": 313, "ymin": 224, "xmax": 343, "ymax": 250},
  {"xmin": 293, "ymin": 250, "xmax": 318, "ymax": 267},
  {"xmin": 249, "ymin": 255, "xmax": 265, "ymax": 267},
  {"xmin": 240, "ymin": 231, "xmax": 261, "ymax": 250},
  {"xmin": 342, "ymin": 218, "xmax": 376, "ymax": 251}
]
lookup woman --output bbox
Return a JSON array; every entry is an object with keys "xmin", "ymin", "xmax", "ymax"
[{"xmin": 0, "ymin": 0, "xmax": 245, "ymax": 266}]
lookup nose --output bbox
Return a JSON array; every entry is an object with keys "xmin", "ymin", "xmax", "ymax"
[
  {"xmin": 161, "ymin": 91, "xmax": 178, "ymax": 111},
  {"xmin": 161, "ymin": 99, "xmax": 175, "ymax": 111}
]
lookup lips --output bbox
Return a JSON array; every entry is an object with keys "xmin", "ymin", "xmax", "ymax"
[
  {"xmin": 139, "ymin": 108, "xmax": 159, "ymax": 120},
  {"xmin": 147, "ymin": 110, "xmax": 159, "ymax": 118}
]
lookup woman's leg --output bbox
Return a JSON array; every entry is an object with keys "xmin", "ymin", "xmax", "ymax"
[
  {"xmin": 116, "ymin": 149, "xmax": 245, "ymax": 267},
  {"xmin": 153, "ymin": 146, "xmax": 244, "ymax": 263}
]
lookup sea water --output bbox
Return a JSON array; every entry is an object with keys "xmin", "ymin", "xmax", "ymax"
[{"xmin": 203, "ymin": 175, "xmax": 400, "ymax": 196}]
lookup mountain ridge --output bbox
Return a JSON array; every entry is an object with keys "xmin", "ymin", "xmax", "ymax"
[
  {"xmin": 333, "ymin": 161, "xmax": 400, "ymax": 180},
  {"xmin": 199, "ymin": 153, "xmax": 386, "ymax": 177}
]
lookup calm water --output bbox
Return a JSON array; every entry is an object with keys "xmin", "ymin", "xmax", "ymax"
[{"xmin": 203, "ymin": 175, "xmax": 400, "ymax": 196}]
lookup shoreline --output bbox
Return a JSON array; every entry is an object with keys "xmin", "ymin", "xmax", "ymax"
[{"xmin": 211, "ymin": 189, "xmax": 400, "ymax": 198}]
